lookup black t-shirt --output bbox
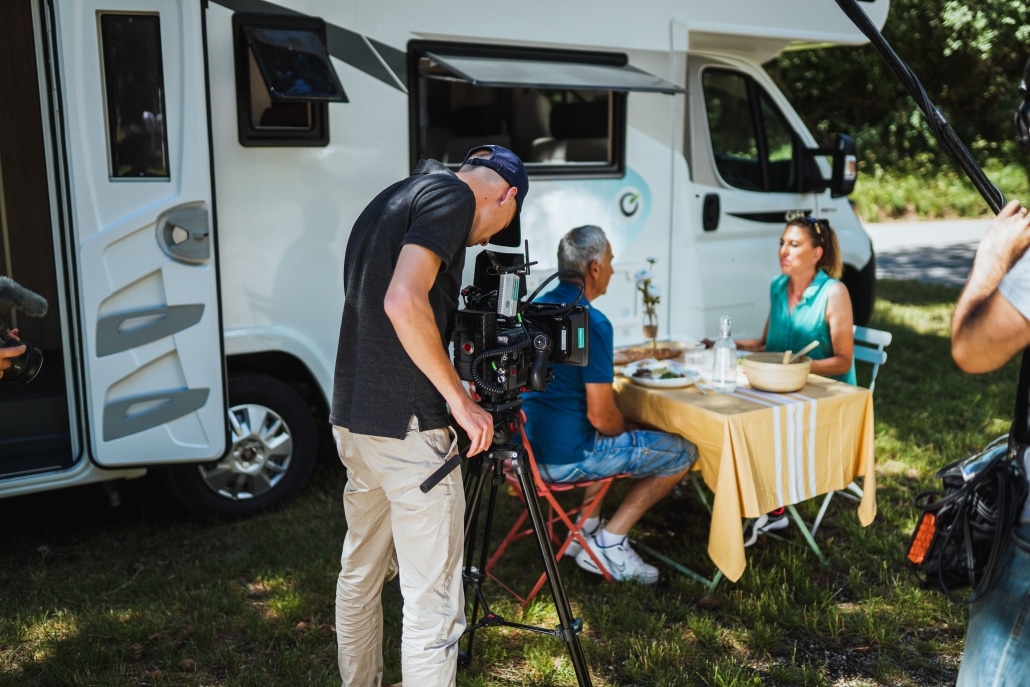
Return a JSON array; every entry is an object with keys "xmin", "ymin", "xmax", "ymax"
[{"xmin": 330, "ymin": 160, "xmax": 474, "ymax": 438}]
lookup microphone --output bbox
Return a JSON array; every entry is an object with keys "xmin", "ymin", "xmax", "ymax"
[{"xmin": 0, "ymin": 276, "xmax": 48, "ymax": 317}]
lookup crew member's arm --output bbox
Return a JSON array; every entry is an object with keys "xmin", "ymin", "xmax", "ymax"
[
  {"xmin": 952, "ymin": 200, "xmax": 1030, "ymax": 373},
  {"xmin": 810, "ymin": 283, "xmax": 854, "ymax": 378},
  {"xmin": 585, "ymin": 383, "xmax": 627, "ymax": 436},
  {"xmin": 384, "ymin": 244, "xmax": 495, "ymax": 456}
]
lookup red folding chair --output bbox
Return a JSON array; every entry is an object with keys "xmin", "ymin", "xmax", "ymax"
[{"xmin": 485, "ymin": 412, "xmax": 627, "ymax": 606}]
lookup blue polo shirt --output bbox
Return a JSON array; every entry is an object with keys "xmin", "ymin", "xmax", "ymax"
[{"xmin": 520, "ymin": 281, "xmax": 614, "ymax": 465}]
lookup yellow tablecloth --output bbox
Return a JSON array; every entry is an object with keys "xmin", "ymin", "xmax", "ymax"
[{"xmin": 614, "ymin": 375, "xmax": 876, "ymax": 582}]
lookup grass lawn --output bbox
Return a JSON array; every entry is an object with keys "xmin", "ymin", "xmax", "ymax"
[{"xmin": 0, "ymin": 278, "xmax": 1020, "ymax": 686}]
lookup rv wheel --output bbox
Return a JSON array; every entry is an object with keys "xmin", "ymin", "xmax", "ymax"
[
  {"xmin": 842, "ymin": 254, "xmax": 876, "ymax": 327},
  {"xmin": 163, "ymin": 373, "xmax": 318, "ymax": 520}
]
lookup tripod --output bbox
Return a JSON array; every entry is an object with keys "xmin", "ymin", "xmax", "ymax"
[{"xmin": 460, "ymin": 400, "xmax": 592, "ymax": 686}]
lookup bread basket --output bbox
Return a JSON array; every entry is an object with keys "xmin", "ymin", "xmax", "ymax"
[{"xmin": 742, "ymin": 352, "xmax": 812, "ymax": 392}]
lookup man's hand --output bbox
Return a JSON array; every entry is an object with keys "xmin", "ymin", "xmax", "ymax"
[
  {"xmin": 973, "ymin": 200, "xmax": 1030, "ymax": 275},
  {"xmin": 0, "ymin": 329, "xmax": 26, "ymax": 378},
  {"xmin": 450, "ymin": 394, "xmax": 495, "ymax": 457}
]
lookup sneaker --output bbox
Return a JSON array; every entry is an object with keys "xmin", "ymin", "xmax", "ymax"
[
  {"xmin": 564, "ymin": 518, "xmax": 605, "ymax": 558},
  {"xmin": 743, "ymin": 512, "xmax": 789, "ymax": 547},
  {"xmin": 574, "ymin": 535, "xmax": 659, "ymax": 584}
]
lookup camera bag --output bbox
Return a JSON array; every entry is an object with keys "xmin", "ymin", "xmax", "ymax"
[{"xmin": 907, "ymin": 349, "xmax": 1030, "ymax": 598}]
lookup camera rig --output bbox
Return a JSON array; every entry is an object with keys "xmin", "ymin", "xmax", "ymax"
[{"xmin": 452, "ymin": 250, "xmax": 589, "ymax": 410}]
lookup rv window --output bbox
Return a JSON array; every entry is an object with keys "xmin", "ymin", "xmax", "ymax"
[
  {"xmin": 411, "ymin": 45, "xmax": 651, "ymax": 177},
  {"xmin": 99, "ymin": 14, "xmax": 170, "ymax": 179},
  {"xmin": 702, "ymin": 69, "xmax": 799, "ymax": 193},
  {"xmin": 232, "ymin": 14, "xmax": 346, "ymax": 147}
]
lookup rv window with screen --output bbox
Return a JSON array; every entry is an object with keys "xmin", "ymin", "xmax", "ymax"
[
  {"xmin": 412, "ymin": 49, "xmax": 626, "ymax": 177},
  {"xmin": 99, "ymin": 13, "xmax": 170, "ymax": 179},
  {"xmin": 702, "ymin": 69, "xmax": 798, "ymax": 193},
  {"xmin": 232, "ymin": 13, "xmax": 346, "ymax": 147}
]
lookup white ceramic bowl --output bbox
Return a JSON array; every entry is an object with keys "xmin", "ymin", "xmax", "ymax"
[{"xmin": 742, "ymin": 352, "xmax": 812, "ymax": 392}]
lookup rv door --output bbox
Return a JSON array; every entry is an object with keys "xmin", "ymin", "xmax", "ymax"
[{"xmin": 54, "ymin": 0, "xmax": 227, "ymax": 467}]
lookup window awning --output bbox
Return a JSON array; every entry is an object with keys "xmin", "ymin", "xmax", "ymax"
[
  {"xmin": 424, "ymin": 52, "xmax": 685, "ymax": 95},
  {"xmin": 244, "ymin": 25, "xmax": 348, "ymax": 102}
]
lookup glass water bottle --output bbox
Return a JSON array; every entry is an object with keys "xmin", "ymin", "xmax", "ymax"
[{"xmin": 711, "ymin": 316, "xmax": 738, "ymax": 393}]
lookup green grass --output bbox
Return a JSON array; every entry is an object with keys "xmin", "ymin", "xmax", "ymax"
[
  {"xmin": 0, "ymin": 278, "xmax": 1019, "ymax": 686},
  {"xmin": 852, "ymin": 158, "xmax": 1030, "ymax": 222}
]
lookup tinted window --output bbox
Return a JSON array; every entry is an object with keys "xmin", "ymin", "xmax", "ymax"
[
  {"xmin": 99, "ymin": 13, "xmax": 169, "ymax": 179},
  {"xmin": 414, "ymin": 48, "xmax": 626, "ymax": 177},
  {"xmin": 703, "ymin": 69, "xmax": 799, "ymax": 193},
  {"xmin": 232, "ymin": 13, "xmax": 346, "ymax": 147}
]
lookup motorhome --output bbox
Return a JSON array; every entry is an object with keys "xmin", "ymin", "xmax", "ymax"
[{"xmin": 0, "ymin": 0, "xmax": 888, "ymax": 518}]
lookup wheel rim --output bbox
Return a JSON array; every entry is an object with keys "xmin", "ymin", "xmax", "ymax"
[{"xmin": 198, "ymin": 402, "xmax": 294, "ymax": 501}]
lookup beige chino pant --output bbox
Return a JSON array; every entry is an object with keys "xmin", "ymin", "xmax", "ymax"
[{"xmin": 334, "ymin": 417, "xmax": 465, "ymax": 687}]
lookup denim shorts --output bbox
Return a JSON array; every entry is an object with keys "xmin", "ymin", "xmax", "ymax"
[
  {"xmin": 539, "ymin": 430, "xmax": 698, "ymax": 483},
  {"xmin": 957, "ymin": 521, "xmax": 1030, "ymax": 687}
]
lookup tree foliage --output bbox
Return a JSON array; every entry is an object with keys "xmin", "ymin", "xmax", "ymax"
[{"xmin": 767, "ymin": 0, "xmax": 1030, "ymax": 169}]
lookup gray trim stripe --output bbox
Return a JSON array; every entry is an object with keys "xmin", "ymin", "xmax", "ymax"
[{"xmin": 211, "ymin": 0, "xmax": 406, "ymax": 92}]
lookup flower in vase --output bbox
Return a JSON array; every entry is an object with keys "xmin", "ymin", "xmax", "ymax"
[{"xmin": 635, "ymin": 257, "xmax": 661, "ymax": 331}]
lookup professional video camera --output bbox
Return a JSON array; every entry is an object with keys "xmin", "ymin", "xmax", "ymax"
[
  {"xmin": 0, "ymin": 275, "xmax": 47, "ymax": 384},
  {"xmin": 452, "ymin": 250, "xmax": 589, "ymax": 406}
]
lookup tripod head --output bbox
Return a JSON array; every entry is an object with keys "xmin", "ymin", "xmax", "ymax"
[{"xmin": 419, "ymin": 396, "xmax": 527, "ymax": 493}]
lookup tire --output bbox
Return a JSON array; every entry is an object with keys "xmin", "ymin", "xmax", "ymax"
[
  {"xmin": 841, "ymin": 253, "xmax": 876, "ymax": 327},
  {"xmin": 162, "ymin": 373, "xmax": 319, "ymax": 520}
]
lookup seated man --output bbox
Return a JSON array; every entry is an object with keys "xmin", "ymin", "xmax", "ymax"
[{"xmin": 520, "ymin": 225, "xmax": 698, "ymax": 584}]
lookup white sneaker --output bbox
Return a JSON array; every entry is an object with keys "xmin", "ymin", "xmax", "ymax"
[
  {"xmin": 564, "ymin": 518, "xmax": 605, "ymax": 558},
  {"xmin": 742, "ymin": 512, "xmax": 790, "ymax": 547},
  {"xmin": 574, "ymin": 535, "xmax": 659, "ymax": 584}
]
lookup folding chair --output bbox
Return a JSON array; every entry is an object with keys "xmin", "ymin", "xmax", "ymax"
[
  {"xmin": 808, "ymin": 324, "xmax": 891, "ymax": 536},
  {"xmin": 485, "ymin": 413, "xmax": 626, "ymax": 606}
]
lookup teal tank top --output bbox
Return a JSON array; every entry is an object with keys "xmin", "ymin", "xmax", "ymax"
[{"xmin": 765, "ymin": 270, "xmax": 857, "ymax": 385}]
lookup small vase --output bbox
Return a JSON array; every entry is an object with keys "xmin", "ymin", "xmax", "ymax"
[{"xmin": 642, "ymin": 318, "xmax": 658, "ymax": 349}]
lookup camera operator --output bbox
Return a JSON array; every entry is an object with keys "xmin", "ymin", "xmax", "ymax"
[
  {"xmin": 0, "ymin": 328, "xmax": 25, "ymax": 380},
  {"xmin": 329, "ymin": 145, "xmax": 528, "ymax": 687},
  {"xmin": 950, "ymin": 59, "xmax": 1030, "ymax": 687},
  {"xmin": 520, "ymin": 225, "xmax": 698, "ymax": 584}
]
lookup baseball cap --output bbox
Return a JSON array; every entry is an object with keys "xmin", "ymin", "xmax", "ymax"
[{"xmin": 462, "ymin": 145, "xmax": 528, "ymax": 247}]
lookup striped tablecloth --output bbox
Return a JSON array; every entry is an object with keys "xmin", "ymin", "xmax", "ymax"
[{"xmin": 614, "ymin": 375, "xmax": 876, "ymax": 582}]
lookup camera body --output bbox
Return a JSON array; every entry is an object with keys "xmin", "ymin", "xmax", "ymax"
[
  {"xmin": 452, "ymin": 251, "xmax": 589, "ymax": 405},
  {"xmin": 0, "ymin": 321, "xmax": 43, "ymax": 384},
  {"xmin": 453, "ymin": 302, "xmax": 588, "ymax": 403}
]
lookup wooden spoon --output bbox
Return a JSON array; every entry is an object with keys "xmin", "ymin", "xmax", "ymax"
[{"xmin": 787, "ymin": 340, "xmax": 820, "ymax": 363}]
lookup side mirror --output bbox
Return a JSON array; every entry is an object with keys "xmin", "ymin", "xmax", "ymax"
[
  {"xmin": 802, "ymin": 133, "xmax": 858, "ymax": 197},
  {"xmin": 829, "ymin": 133, "xmax": 858, "ymax": 198}
]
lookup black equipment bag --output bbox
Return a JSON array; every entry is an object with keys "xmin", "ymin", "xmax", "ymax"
[
  {"xmin": 907, "ymin": 350, "xmax": 1030, "ymax": 598},
  {"xmin": 907, "ymin": 436, "xmax": 1027, "ymax": 597}
]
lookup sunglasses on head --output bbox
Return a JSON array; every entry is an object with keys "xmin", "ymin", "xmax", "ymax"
[{"xmin": 792, "ymin": 216, "xmax": 829, "ymax": 236}]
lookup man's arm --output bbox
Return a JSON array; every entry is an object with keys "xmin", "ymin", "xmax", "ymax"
[
  {"xmin": 384, "ymin": 244, "xmax": 494, "ymax": 456},
  {"xmin": 585, "ymin": 383, "xmax": 626, "ymax": 436},
  {"xmin": 952, "ymin": 200, "xmax": 1030, "ymax": 373}
]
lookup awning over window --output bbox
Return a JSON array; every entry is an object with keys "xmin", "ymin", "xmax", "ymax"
[
  {"xmin": 244, "ymin": 25, "xmax": 347, "ymax": 102},
  {"xmin": 424, "ymin": 52, "xmax": 685, "ymax": 95}
]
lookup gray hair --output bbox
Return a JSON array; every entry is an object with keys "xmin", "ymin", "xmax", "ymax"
[{"xmin": 558, "ymin": 225, "xmax": 608, "ymax": 277}]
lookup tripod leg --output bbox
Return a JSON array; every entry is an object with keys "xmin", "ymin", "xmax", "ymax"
[
  {"xmin": 459, "ymin": 454, "xmax": 490, "ymax": 667},
  {"xmin": 510, "ymin": 448, "xmax": 593, "ymax": 687}
]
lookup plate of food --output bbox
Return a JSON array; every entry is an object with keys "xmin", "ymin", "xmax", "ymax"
[
  {"xmin": 614, "ymin": 345, "xmax": 682, "ymax": 366},
  {"xmin": 623, "ymin": 360, "xmax": 698, "ymax": 388}
]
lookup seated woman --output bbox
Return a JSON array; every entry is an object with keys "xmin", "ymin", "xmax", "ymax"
[{"xmin": 707, "ymin": 216, "xmax": 856, "ymax": 544}]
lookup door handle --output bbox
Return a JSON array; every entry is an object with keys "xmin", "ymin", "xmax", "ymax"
[
  {"xmin": 702, "ymin": 194, "xmax": 720, "ymax": 232},
  {"xmin": 158, "ymin": 203, "xmax": 210, "ymax": 263}
]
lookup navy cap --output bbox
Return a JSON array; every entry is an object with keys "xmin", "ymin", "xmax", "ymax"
[{"xmin": 462, "ymin": 145, "xmax": 528, "ymax": 247}]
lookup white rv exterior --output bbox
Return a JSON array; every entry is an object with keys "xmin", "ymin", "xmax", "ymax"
[{"xmin": 0, "ymin": 0, "xmax": 888, "ymax": 517}]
